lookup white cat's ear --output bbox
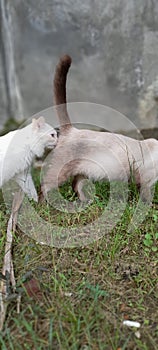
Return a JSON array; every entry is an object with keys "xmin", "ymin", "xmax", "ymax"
[{"xmin": 32, "ymin": 116, "xmax": 45, "ymax": 130}]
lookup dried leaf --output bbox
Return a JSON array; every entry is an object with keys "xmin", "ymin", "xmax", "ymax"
[{"xmin": 23, "ymin": 278, "xmax": 43, "ymax": 300}]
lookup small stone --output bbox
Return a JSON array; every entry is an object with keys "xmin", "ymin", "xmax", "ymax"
[
  {"xmin": 135, "ymin": 331, "xmax": 141, "ymax": 339},
  {"xmin": 123, "ymin": 320, "xmax": 141, "ymax": 328}
]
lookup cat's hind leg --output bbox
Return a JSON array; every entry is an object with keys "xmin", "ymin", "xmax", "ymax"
[{"xmin": 72, "ymin": 175, "xmax": 89, "ymax": 201}]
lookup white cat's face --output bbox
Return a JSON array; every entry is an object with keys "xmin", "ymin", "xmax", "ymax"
[{"xmin": 31, "ymin": 116, "xmax": 58, "ymax": 157}]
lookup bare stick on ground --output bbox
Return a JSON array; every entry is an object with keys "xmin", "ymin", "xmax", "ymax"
[{"xmin": 0, "ymin": 190, "xmax": 24, "ymax": 331}]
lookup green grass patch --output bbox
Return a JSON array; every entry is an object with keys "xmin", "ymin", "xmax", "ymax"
[{"xmin": 0, "ymin": 178, "xmax": 158, "ymax": 349}]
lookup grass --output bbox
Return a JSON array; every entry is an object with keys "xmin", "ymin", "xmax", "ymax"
[{"xmin": 0, "ymin": 176, "xmax": 158, "ymax": 349}]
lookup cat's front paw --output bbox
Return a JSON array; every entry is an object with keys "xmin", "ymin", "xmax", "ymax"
[
  {"xmin": 32, "ymin": 193, "xmax": 38, "ymax": 202},
  {"xmin": 28, "ymin": 190, "xmax": 38, "ymax": 202}
]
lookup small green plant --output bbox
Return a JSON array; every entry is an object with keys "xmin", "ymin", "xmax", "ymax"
[
  {"xmin": 86, "ymin": 283, "xmax": 108, "ymax": 301},
  {"xmin": 143, "ymin": 232, "xmax": 158, "ymax": 252}
]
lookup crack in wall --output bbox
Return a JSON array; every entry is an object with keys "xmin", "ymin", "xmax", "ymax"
[{"xmin": 0, "ymin": 0, "xmax": 24, "ymax": 121}]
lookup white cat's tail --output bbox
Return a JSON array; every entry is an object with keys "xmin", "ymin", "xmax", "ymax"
[{"xmin": 53, "ymin": 55, "xmax": 72, "ymax": 132}]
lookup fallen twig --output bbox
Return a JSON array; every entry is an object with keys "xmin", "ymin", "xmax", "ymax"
[{"xmin": 0, "ymin": 190, "xmax": 24, "ymax": 331}]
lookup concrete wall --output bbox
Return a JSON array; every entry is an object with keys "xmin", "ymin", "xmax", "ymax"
[{"xmin": 1, "ymin": 0, "xmax": 158, "ymax": 130}]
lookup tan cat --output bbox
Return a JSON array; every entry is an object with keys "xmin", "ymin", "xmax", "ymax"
[{"xmin": 40, "ymin": 55, "xmax": 158, "ymax": 202}]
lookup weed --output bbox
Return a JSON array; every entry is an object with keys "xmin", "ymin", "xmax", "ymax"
[{"xmin": 143, "ymin": 232, "xmax": 158, "ymax": 253}]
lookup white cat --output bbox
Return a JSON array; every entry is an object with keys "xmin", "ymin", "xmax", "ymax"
[{"xmin": 0, "ymin": 116, "xmax": 57, "ymax": 201}]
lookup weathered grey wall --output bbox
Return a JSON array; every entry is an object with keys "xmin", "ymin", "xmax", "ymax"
[{"xmin": 1, "ymin": 0, "xmax": 158, "ymax": 130}]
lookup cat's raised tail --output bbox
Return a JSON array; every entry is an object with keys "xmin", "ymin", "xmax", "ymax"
[{"xmin": 53, "ymin": 55, "xmax": 72, "ymax": 131}]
